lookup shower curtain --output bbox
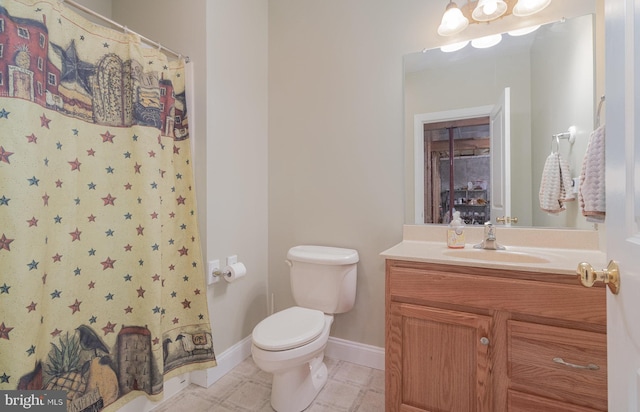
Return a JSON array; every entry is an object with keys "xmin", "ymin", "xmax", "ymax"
[{"xmin": 0, "ymin": 1, "xmax": 216, "ymax": 410}]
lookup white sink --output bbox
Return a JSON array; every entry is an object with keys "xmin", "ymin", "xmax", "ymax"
[{"xmin": 443, "ymin": 249, "xmax": 550, "ymax": 264}]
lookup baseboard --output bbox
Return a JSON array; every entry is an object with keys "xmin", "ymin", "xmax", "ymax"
[
  {"xmin": 326, "ymin": 337, "xmax": 385, "ymax": 370},
  {"xmin": 190, "ymin": 335, "xmax": 384, "ymax": 390},
  {"xmin": 187, "ymin": 334, "xmax": 385, "ymax": 390},
  {"xmin": 190, "ymin": 335, "xmax": 253, "ymax": 388}
]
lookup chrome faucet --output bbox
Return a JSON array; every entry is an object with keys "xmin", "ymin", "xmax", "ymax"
[{"xmin": 474, "ymin": 221, "xmax": 505, "ymax": 250}]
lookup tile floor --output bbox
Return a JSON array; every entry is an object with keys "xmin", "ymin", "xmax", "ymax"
[{"xmin": 152, "ymin": 356, "xmax": 385, "ymax": 412}]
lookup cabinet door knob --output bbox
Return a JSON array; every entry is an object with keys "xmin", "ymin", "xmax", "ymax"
[
  {"xmin": 576, "ymin": 260, "xmax": 620, "ymax": 294},
  {"xmin": 480, "ymin": 337, "xmax": 490, "ymax": 345}
]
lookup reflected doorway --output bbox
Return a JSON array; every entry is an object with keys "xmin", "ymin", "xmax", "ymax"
[{"xmin": 423, "ymin": 117, "xmax": 491, "ymax": 225}]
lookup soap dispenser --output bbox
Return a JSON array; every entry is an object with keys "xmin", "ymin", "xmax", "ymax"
[{"xmin": 447, "ymin": 210, "xmax": 466, "ymax": 249}]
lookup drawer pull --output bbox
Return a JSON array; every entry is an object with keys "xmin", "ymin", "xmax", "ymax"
[
  {"xmin": 552, "ymin": 357, "xmax": 600, "ymax": 371},
  {"xmin": 480, "ymin": 337, "xmax": 490, "ymax": 345}
]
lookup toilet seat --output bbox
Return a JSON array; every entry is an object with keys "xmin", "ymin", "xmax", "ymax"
[{"xmin": 252, "ymin": 306, "xmax": 326, "ymax": 351}]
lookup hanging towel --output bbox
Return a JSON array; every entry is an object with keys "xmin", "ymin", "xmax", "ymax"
[
  {"xmin": 539, "ymin": 152, "xmax": 574, "ymax": 214},
  {"xmin": 579, "ymin": 125, "xmax": 606, "ymax": 222}
]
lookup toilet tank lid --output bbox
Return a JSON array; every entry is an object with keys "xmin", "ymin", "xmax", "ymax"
[{"xmin": 287, "ymin": 245, "xmax": 359, "ymax": 265}]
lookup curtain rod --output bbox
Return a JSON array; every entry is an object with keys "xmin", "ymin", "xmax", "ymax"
[{"xmin": 61, "ymin": 0, "xmax": 190, "ymax": 62}]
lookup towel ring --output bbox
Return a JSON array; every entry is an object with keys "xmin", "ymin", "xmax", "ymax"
[{"xmin": 551, "ymin": 127, "xmax": 576, "ymax": 153}]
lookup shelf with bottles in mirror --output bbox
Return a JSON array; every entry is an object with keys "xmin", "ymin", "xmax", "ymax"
[{"xmin": 441, "ymin": 189, "xmax": 489, "ymax": 225}]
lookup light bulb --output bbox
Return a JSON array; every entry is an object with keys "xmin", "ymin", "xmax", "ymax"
[
  {"xmin": 438, "ymin": 2, "xmax": 469, "ymax": 36},
  {"xmin": 472, "ymin": 0, "xmax": 507, "ymax": 22},
  {"xmin": 483, "ymin": 0, "xmax": 498, "ymax": 15},
  {"xmin": 513, "ymin": 0, "xmax": 552, "ymax": 17}
]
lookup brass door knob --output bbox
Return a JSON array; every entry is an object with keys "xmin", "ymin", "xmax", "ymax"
[{"xmin": 576, "ymin": 260, "xmax": 620, "ymax": 294}]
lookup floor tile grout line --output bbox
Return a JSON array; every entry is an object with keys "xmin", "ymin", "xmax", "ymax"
[{"xmin": 154, "ymin": 356, "xmax": 384, "ymax": 412}]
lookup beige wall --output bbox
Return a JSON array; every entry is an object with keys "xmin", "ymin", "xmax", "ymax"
[
  {"xmin": 268, "ymin": 1, "xmax": 418, "ymax": 347},
  {"xmin": 203, "ymin": 0, "xmax": 269, "ymax": 352}
]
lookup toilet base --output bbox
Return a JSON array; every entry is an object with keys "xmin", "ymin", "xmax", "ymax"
[{"xmin": 270, "ymin": 353, "xmax": 328, "ymax": 412}]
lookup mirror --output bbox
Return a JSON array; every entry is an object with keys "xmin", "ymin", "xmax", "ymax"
[{"xmin": 404, "ymin": 14, "xmax": 596, "ymax": 229}]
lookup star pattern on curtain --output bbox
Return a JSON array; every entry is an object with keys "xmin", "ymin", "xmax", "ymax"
[{"xmin": 0, "ymin": 1, "xmax": 215, "ymax": 409}]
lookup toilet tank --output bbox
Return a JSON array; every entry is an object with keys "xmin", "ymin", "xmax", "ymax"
[{"xmin": 287, "ymin": 245, "xmax": 359, "ymax": 314}]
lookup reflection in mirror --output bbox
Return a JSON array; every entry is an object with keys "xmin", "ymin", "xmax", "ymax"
[
  {"xmin": 404, "ymin": 14, "xmax": 596, "ymax": 229},
  {"xmin": 423, "ymin": 118, "xmax": 491, "ymax": 226}
]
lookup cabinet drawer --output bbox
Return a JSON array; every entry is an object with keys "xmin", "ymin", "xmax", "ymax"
[
  {"xmin": 507, "ymin": 390, "xmax": 603, "ymax": 412},
  {"xmin": 508, "ymin": 320, "xmax": 607, "ymax": 411},
  {"xmin": 387, "ymin": 265, "xmax": 606, "ymax": 326}
]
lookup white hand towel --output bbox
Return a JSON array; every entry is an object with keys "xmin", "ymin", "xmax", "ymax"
[
  {"xmin": 539, "ymin": 152, "xmax": 573, "ymax": 214},
  {"xmin": 579, "ymin": 125, "xmax": 606, "ymax": 222}
]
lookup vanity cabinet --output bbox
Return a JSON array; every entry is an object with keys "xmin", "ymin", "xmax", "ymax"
[{"xmin": 385, "ymin": 260, "xmax": 607, "ymax": 412}]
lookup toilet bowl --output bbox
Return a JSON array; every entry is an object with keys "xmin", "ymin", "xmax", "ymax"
[
  {"xmin": 252, "ymin": 307, "xmax": 333, "ymax": 412},
  {"xmin": 251, "ymin": 245, "xmax": 359, "ymax": 412}
]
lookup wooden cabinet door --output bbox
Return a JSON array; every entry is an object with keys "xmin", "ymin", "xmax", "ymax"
[{"xmin": 387, "ymin": 302, "xmax": 493, "ymax": 412}]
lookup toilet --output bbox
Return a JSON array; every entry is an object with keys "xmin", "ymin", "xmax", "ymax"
[{"xmin": 251, "ymin": 245, "xmax": 359, "ymax": 412}]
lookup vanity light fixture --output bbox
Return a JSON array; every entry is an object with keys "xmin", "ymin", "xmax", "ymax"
[
  {"xmin": 437, "ymin": 1, "xmax": 469, "ymax": 36},
  {"xmin": 438, "ymin": 0, "xmax": 552, "ymax": 36},
  {"xmin": 440, "ymin": 22, "xmax": 538, "ymax": 52}
]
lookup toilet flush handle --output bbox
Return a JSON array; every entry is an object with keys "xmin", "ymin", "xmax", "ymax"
[{"xmin": 285, "ymin": 259, "xmax": 292, "ymax": 268}]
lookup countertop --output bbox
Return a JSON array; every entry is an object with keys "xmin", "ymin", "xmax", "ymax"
[{"xmin": 381, "ymin": 225, "xmax": 607, "ymax": 276}]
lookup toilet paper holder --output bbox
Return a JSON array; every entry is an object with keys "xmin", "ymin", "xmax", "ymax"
[
  {"xmin": 211, "ymin": 262, "xmax": 246, "ymax": 283},
  {"xmin": 212, "ymin": 268, "xmax": 232, "ymax": 279}
]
